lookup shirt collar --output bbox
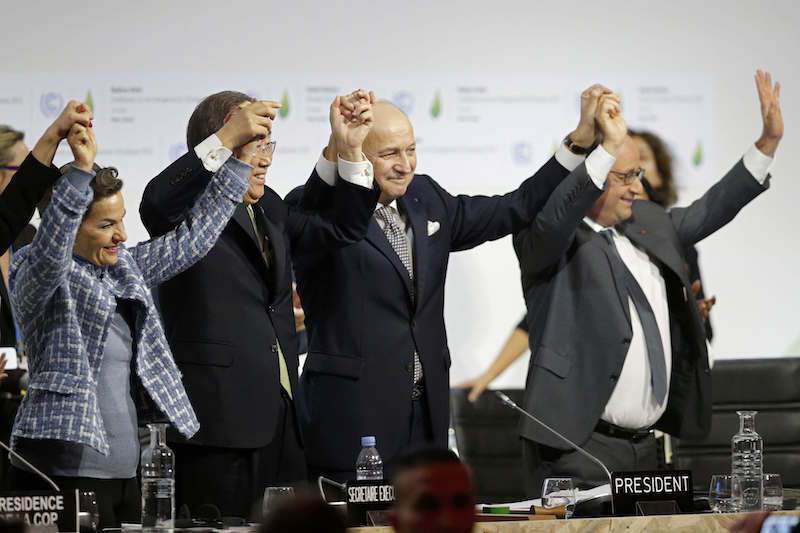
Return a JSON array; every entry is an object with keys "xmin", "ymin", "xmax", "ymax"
[
  {"xmin": 582, "ymin": 216, "xmax": 612, "ymax": 234},
  {"xmin": 375, "ymin": 200, "xmax": 399, "ymax": 213}
]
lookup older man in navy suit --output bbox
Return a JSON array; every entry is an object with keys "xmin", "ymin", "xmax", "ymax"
[{"xmin": 288, "ymin": 86, "xmax": 614, "ymax": 481}]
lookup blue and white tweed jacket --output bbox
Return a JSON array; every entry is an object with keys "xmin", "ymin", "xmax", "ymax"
[{"xmin": 9, "ymin": 157, "xmax": 250, "ymax": 454}]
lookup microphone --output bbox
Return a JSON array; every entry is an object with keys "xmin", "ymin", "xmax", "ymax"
[
  {"xmin": 0, "ymin": 439, "xmax": 60, "ymax": 491},
  {"xmin": 317, "ymin": 476, "xmax": 347, "ymax": 502},
  {"xmin": 494, "ymin": 391, "xmax": 614, "ymax": 513}
]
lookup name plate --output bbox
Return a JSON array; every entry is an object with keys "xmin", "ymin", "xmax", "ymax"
[
  {"xmin": 0, "ymin": 490, "xmax": 79, "ymax": 531},
  {"xmin": 346, "ymin": 479, "xmax": 394, "ymax": 526},
  {"xmin": 611, "ymin": 470, "xmax": 693, "ymax": 515}
]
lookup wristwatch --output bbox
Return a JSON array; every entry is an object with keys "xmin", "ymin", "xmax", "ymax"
[{"xmin": 563, "ymin": 134, "xmax": 595, "ymax": 156}]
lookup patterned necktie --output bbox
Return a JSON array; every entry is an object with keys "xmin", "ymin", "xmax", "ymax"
[
  {"xmin": 375, "ymin": 206, "xmax": 413, "ymax": 282},
  {"xmin": 375, "ymin": 206, "xmax": 424, "ymax": 398},
  {"xmin": 601, "ymin": 230, "xmax": 668, "ymax": 405}
]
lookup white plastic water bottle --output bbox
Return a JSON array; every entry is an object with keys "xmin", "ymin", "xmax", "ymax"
[{"xmin": 355, "ymin": 436, "xmax": 383, "ymax": 481}]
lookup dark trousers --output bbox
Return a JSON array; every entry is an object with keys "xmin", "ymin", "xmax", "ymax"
[
  {"xmin": 10, "ymin": 466, "xmax": 140, "ymax": 529},
  {"xmin": 172, "ymin": 389, "xmax": 307, "ymax": 521},
  {"xmin": 522, "ymin": 430, "xmax": 659, "ymax": 498},
  {"xmin": 310, "ymin": 391, "xmax": 436, "ymax": 484}
]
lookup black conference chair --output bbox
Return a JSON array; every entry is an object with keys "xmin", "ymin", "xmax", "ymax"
[
  {"xmin": 672, "ymin": 357, "xmax": 800, "ymax": 492},
  {"xmin": 450, "ymin": 388, "xmax": 526, "ymax": 503}
]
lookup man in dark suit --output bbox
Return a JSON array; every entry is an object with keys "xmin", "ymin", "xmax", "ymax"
[
  {"xmin": 139, "ymin": 92, "xmax": 379, "ymax": 518},
  {"xmin": 513, "ymin": 71, "xmax": 783, "ymax": 496},
  {"xmin": 286, "ymin": 86, "xmax": 613, "ymax": 481}
]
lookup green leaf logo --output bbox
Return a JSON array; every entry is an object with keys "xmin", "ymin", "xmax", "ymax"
[
  {"xmin": 85, "ymin": 90, "xmax": 94, "ymax": 114},
  {"xmin": 279, "ymin": 90, "xmax": 290, "ymax": 119},
  {"xmin": 692, "ymin": 140, "xmax": 703, "ymax": 167},
  {"xmin": 430, "ymin": 91, "xmax": 442, "ymax": 119}
]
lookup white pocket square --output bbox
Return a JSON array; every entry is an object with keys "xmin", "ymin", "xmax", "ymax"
[{"xmin": 427, "ymin": 221, "xmax": 440, "ymax": 236}]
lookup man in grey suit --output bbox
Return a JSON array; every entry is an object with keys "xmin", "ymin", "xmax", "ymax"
[{"xmin": 513, "ymin": 70, "xmax": 783, "ymax": 496}]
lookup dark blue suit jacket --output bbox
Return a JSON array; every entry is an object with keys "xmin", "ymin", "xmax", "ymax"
[
  {"xmin": 286, "ymin": 156, "xmax": 571, "ymax": 477},
  {"xmin": 139, "ymin": 152, "xmax": 379, "ymax": 448}
]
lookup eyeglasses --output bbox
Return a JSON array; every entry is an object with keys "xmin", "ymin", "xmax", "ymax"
[
  {"xmin": 609, "ymin": 167, "xmax": 645, "ymax": 185},
  {"xmin": 249, "ymin": 139, "xmax": 277, "ymax": 158},
  {"xmin": 0, "ymin": 165, "xmax": 20, "ymax": 172}
]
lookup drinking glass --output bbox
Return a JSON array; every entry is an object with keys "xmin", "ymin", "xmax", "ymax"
[
  {"xmin": 262, "ymin": 486, "xmax": 295, "ymax": 520},
  {"xmin": 78, "ymin": 490, "xmax": 99, "ymax": 532},
  {"xmin": 763, "ymin": 473, "xmax": 783, "ymax": 511},
  {"xmin": 541, "ymin": 478, "xmax": 576, "ymax": 518},
  {"xmin": 709, "ymin": 475, "xmax": 738, "ymax": 513}
]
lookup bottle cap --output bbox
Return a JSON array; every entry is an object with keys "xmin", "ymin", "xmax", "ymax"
[{"xmin": 361, "ymin": 436, "xmax": 376, "ymax": 447}]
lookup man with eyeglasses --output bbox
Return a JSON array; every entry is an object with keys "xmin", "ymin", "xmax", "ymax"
[
  {"xmin": 512, "ymin": 72, "xmax": 783, "ymax": 496},
  {"xmin": 138, "ymin": 91, "xmax": 379, "ymax": 519}
]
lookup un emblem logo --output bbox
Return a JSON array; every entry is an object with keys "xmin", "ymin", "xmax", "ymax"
[
  {"xmin": 512, "ymin": 142, "xmax": 533, "ymax": 165},
  {"xmin": 392, "ymin": 92, "xmax": 415, "ymax": 115},
  {"xmin": 39, "ymin": 92, "xmax": 64, "ymax": 118}
]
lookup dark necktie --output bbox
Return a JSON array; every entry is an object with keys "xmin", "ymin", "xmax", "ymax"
[
  {"xmin": 601, "ymin": 230, "xmax": 668, "ymax": 404},
  {"xmin": 246, "ymin": 205, "xmax": 291, "ymax": 397},
  {"xmin": 375, "ymin": 206, "xmax": 423, "ymax": 398}
]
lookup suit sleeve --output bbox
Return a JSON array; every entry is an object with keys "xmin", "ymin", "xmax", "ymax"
[
  {"xmin": 0, "ymin": 153, "xmax": 59, "ymax": 254},
  {"xmin": 139, "ymin": 151, "xmax": 214, "ymax": 238},
  {"xmin": 430, "ymin": 156, "xmax": 570, "ymax": 252},
  {"xmin": 669, "ymin": 159, "xmax": 769, "ymax": 246},
  {"xmin": 513, "ymin": 163, "xmax": 602, "ymax": 285},
  {"xmin": 286, "ymin": 170, "xmax": 379, "ymax": 266},
  {"xmin": 130, "ymin": 157, "xmax": 250, "ymax": 288},
  {"xmin": 289, "ymin": 167, "xmax": 335, "ymax": 211}
]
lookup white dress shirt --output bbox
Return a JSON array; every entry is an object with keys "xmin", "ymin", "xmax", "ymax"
[
  {"xmin": 196, "ymin": 135, "xmax": 376, "ymax": 189},
  {"xmin": 586, "ymin": 144, "xmax": 774, "ymax": 429}
]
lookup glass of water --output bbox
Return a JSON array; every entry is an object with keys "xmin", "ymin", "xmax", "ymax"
[
  {"xmin": 542, "ymin": 478, "xmax": 576, "ymax": 518},
  {"xmin": 709, "ymin": 474, "xmax": 738, "ymax": 513},
  {"xmin": 763, "ymin": 473, "xmax": 783, "ymax": 511},
  {"xmin": 78, "ymin": 490, "xmax": 99, "ymax": 532},
  {"xmin": 262, "ymin": 486, "xmax": 295, "ymax": 520}
]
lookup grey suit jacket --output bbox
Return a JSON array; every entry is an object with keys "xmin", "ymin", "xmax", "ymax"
[{"xmin": 513, "ymin": 159, "xmax": 768, "ymax": 449}]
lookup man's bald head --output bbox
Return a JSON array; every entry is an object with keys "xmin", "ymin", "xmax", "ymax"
[{"xmin": 363, "ymin": 100, "xmax": 417, "ymax": 205}]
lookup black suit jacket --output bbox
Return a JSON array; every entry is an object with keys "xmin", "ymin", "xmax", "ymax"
[
  {"xmin": 513, "ymin": 160, "xmax": 768, "ymax": 450},
  {"xmin": 139, "ymin": 152, "xmax": 378, "ymax": 448},
  {"xmin": 285, "ymin": 156, "xmax": 571, "ymax": 475},
  {"xmin": 0, "ymin": 153, "xmax": 56, "ymax": 255},
  {"xmin": 0, "ymin": 153, "xmax": 57, "ymax": 346}
]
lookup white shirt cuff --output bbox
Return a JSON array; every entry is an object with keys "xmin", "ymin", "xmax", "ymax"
[
  {"xmin": 194, "ymin": 134, "xmax": 232, "ymax": 172},
  {"xmin": 554, "ymin": 143, "xmax": 586, "ymax": 172},
  {"xmin": 742, "ymin": 144, "xmax": 773, "ymax": 185},
  {"xmin": 585, "ymin": 145, "xmax": 616, "ymax": 190},
  {"xmin": 337, "ymin": 154, "xmax": 374, "ymax": 189},
  {"xmin": 314, "ymin": 151, "xmax": 337, "ymax": 186}
]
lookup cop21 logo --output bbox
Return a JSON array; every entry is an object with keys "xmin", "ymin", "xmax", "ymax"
[{"xmin": 39, "ymin": 92, "xmax": 64, "ymax": 118}]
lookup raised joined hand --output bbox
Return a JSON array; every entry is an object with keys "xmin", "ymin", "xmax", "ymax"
[
  {"xmin": 67, "ymin": 123, "xmax": 97, "ymax": 172},
  {"xmin": 595, "ymin": 93, "xmax": 627, "ymax": 155},
  {"xmin": 330, "ymin": 89, "xmax": 375, "ymax": 162},
  {"xmin": 217, "ymin": 100, "xmax": 280, "ymax": 151}
]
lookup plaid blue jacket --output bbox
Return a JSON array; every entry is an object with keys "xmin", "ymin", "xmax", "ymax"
[{"xmin": 9, "ymin": 157, "xmax": 249, "ymax": 454}]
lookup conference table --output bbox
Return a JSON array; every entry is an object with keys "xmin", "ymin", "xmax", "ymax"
[{"xmin": 349, "ymin": 510, "xmax": 800, "ymax": 532}]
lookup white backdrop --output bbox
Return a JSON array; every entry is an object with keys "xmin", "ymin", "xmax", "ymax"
[{"xmin": 2, "ymin": 1, "xmax": 799, "ymax": 389}]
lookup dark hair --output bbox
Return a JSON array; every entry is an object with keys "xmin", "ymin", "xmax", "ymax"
[
  {"xmin": 90, "ymin": 166, "xmax": 123, "ymax": 201},
  {"xmin": 393, "ymin": 448, "xmax": 462, "ymax": 477},
  {"xmin": 186, "ymin": 91, "xmax": 255, "ymax": 149},
  {"xmin": 628, "ymin": 128, "xmax": 677, "ymax": 207},
  {"xmin": 59, "ymin": 162, "xmax": 124, "ymax": 217}
]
